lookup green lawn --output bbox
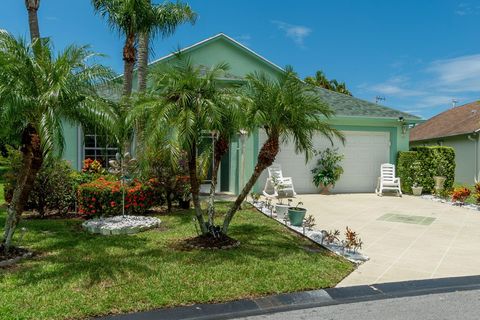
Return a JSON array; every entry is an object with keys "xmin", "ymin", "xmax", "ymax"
[{"xmin": 0, "ymin": 195, "xmax": 353, "ymax": 320}]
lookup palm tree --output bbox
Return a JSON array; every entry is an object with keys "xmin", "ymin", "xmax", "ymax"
[
  {"xmin": 134, "ymin": 57, "xmax": 237, "ymax": 234},
  {"xmin": 206, "ymin": 90, "xmax": 245, "ymax": 226},
  {"xmin": 304, "ymin": 70, "xmax": 352, "ymax": 96},
  {"xmin": 305, "ymin": 70, "xmax": 332, "ymax": 90},
  {"xmin": 221, "ymin": 67, "xmax": 343, "ymax": 234},
  {"xmin": 0, "ymin": 32, "xmax": 114, "ymax": 253},
  {"xmin": 92, "ymin": 0, "xmax": 155, "ymax": 97},
  {"xmin": 25, "ymin": 0, "xmax": 41, "ymax": 41},
  {"xmin": 137, "ymin": 1, "xmax": 196, "ymax": 93}
]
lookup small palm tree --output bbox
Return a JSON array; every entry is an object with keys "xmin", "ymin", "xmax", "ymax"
[
  {"xmin": 206, "ymin": 89, "xmax": 246, "ymax": 225},
  {"xmin": 134, "ymin": 57, "xmax": 238, "ymax": 234},
  {"xmin": 0, "ymin": 32, "xmax": 114, "ymax": 253},
  {"xmin": 222, "ymin": 67, "xmax": 343, "ymax": 234},
  {"xmin": 137, "ymin": 0, "xmax": 196, "ymax": 93}
]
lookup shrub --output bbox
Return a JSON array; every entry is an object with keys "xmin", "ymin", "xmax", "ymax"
[
  {"xmin": 451, "ymin": 186, "xmax": 471, "ymax": 203},
  {"xmin": 397, "ymin": 146, "xmax": 455, "ymax": 194},
  {"xmin": 77, "ymin": 177, "xmax": 163, "ymax": 217}
]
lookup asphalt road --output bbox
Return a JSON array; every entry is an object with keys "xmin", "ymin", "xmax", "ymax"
[{"xmin": 234, "ymin": 289, "xmax": 480, "ymax": 320}]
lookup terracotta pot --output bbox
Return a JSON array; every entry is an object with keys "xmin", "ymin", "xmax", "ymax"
[{"xmin": 319, "ymin": 184, "xmax": 333, "ymax": 195}]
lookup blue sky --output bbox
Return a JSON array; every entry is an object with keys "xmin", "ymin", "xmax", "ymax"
[{"xmin": 2, "ymin": 0, "xmax": 480, "ymax": 119}]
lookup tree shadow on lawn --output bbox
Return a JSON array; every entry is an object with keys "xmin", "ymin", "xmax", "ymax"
[{"xmin": 0, "ymin": 209, "xmax": 340, "ymax": 291}]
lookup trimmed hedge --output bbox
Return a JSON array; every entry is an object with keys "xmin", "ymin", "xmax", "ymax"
[
  {"xmin": 77, "ymin": 177, "xmax": 163, "ymax": 217},
  {"xmin": 397, "ymin": 146, "xmax": 455, "ymax": 193}
]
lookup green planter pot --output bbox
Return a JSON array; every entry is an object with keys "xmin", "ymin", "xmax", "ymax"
[{"xmin": 288, "ymin": 207, "xmax": 307, "ymax": 226}]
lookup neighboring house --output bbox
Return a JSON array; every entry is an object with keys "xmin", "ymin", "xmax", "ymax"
[
  {"xmin": 61, "ymin": 33, "xmax": 421, "ymax": 194},
  {"xmin": 410, "ymin": 101, "xmax": 480, "ymax": 185}
]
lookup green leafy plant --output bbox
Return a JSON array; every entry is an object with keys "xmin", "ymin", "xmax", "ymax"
[{"xmin": 311, "ymin": 148, "xmax": 344, "ymax": 189}]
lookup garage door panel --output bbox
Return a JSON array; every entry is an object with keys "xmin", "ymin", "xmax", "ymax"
[{"xmin": 258, "ymin": 130, "xmax": 390, "ymax": 193}]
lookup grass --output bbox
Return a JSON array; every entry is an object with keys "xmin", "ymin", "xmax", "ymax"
[{"xmin": 0, "ymin": 192, "xmax": 353, "ymax": 320}]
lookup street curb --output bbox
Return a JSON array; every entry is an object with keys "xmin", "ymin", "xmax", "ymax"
[{"xmin": 98, "ymin": 275, "xmax": 480, "ymax": 320}]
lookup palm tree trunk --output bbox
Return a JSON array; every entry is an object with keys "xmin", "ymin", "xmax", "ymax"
[
  {"xmin": 25, "ymin": 0, "xmax": 40, "ymax": 41},
  {"xmin": 188, "ymin": 142, "xmax": 208, "ymax": 234},
  {"xmin": 2, "ymin": 125, "xmax": 43, "ymax": 253},
  {"xmin": 207, "ymin": 135, "xmax": 229, "ymax": 225},
  {"xmin": 137, "ymin": 31, "xmax": 149, "ymax": 93},
  {"xmin": 222, "ymin": 134, "xmax": 279, "ymax": 234},
  {"xmin": 122, "ymin": 32, "xmax": 136, "ymax": 98}
]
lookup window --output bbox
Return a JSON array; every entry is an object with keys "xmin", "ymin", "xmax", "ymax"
[{"xmin": 83, "ymin": 128, "xmax": 118, "ymax": 168}]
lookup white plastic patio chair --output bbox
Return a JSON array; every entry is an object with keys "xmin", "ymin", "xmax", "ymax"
[
  {"xmin": 376, "ymin": 163, "xmax": 402, "ymax": 197},
  {"xmin": 262, "ymin": 164, "xmax": 297, "ymax": 198}
]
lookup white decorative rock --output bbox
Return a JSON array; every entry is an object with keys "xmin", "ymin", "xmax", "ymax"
[{"xmin": 82, "ymin": 215, "xmax": 161, "ymax": 235}]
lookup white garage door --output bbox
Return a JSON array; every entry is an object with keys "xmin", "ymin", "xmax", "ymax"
[{"xmin": 258, "ymin": 131, "xmax": 390, "ymax": 193}]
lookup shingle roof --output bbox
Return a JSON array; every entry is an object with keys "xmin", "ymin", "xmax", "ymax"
[
  {"xmin": 313, "ymin": 87, "xmax": 420, "ymax": 119},
  {"xmin": 410, "ymin": 101, "xmax": 480, "ymax": 142}
]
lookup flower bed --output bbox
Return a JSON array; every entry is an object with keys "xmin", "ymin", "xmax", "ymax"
[
  {"xmin": 77, "ymin": 177, "xmax": 162, "ymax": 217},
  {"xmin": 250, "ymin": 201, "xmax": 369, "ymax": 264}
]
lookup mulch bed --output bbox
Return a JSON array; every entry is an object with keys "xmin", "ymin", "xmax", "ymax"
[
  {"xmin": 183, "ymin": 234, "xmax": 240, "ymax": 250},
  {"xmin": 0, "ymin": 245, "xmax": 33, "ymax": 267}
]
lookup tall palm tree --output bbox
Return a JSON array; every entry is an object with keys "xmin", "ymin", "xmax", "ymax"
[
  {"xmin": 134, "ymin": 57, "xmax": 237, "ymax": 234},
  {"xmin": 0, "ymin": 32, "xmax": 114, "ymax": 253},
  {"xmin": 92, "ymin": 0, "xmax": 155, "ymax": 97},
  {"xmin": 25, "ymin": 0, "xmax": 41, "ymax": 41},
  {"xmin": 222, "ymin": 67, "xmax": 343, "ymax": 234},
  {"xmin": 137, "ymin": 1, "xmax": 196, "ymax": 93}
]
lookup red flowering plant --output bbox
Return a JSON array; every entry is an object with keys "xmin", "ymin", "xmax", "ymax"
[
  {"xmin": 77, "ymin": 177, "xmax": 162, "ymax": 217},
  {"xmin": 451, "ymin": 186, "xmax": 471, "ymax": 205}
]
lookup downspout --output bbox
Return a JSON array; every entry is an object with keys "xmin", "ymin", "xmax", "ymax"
[{"xmin": 468, "ymin": 132, "xmax": 479, "ymax": 183}]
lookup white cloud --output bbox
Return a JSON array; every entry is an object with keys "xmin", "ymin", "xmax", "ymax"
[
  {"xmin": 271, "ymin": 20, "xmax": 312, "ymax": 47},
  {"xmin": 455, "ymin": 3, "xmax": 480, "ymax": 15},
  {"xmin": 427, "ymin": 54, "xmax": 480, "ymax": 92},
  {"xmin": 369, "ymin": 76, "xmax": 424, "ymax": 97}
]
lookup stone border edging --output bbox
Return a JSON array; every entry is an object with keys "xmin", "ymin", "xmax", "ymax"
[
  {"xmin": 420, "ymin": 195, "xmax": 480, "ymax": 212},
  {"xmin": 82, "ymin": 215, "xmax": 161, "ymax": 235}
]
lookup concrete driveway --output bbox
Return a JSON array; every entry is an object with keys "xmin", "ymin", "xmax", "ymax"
[{"xmin": 294, "ymin": 194, "xmax": 480, "ymax": 287}]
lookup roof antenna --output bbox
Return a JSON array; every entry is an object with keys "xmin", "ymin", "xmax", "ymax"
[
  {"xmin": 452, "ymin": 99, "xmax": 458, "ymax": 108},
  {"xmin": 375, "ymin": 96, "xmax": 386, "ymax": 104}
]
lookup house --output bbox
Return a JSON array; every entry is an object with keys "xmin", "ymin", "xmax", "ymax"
[
  {"xmin": 61, "ymin": 33, "xmax": 421, "ymax": 194},
  {"xmin": 410, "ymin": 101, "xmax": 480, "ymax": 185}
]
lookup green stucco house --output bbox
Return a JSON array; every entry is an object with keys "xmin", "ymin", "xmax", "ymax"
[
  {"xmin": 62, "ymin": 33, "xmax": 421, "ymax": 194},
  {"xmin": 410, "ymin": 101, "xmax": 480, "ymax": 185}
]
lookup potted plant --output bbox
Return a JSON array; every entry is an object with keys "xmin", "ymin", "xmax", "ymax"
[
  {"xmin": 272, "ymin": 177, "xmax": 290, "ymax": 219},
  {"xmin": 433, "ymin": 157, "xmax": 448, "ymax": 192},
  {"xmin": 311, "ymin": 148, "xmax": 344, "ymax": 194},
  {"xmin": 410, "ymin": 160, "xmax": 423, "ymax": 196},
  {"xmin": 411, "ymin": 183, "xmax": 423, "ymax": 196},
  {"xmin": 288, "ymin": 201, "xmax": 307, "ymax": 226}
]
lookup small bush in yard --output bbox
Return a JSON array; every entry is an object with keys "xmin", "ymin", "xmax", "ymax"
[
  {"xmin": 451, "ymin": 186, "xmax": 471, "ymax": 204},
  {"xmin": 77, "ymin": 177, "xmax": 163, "ymax": 216}
]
